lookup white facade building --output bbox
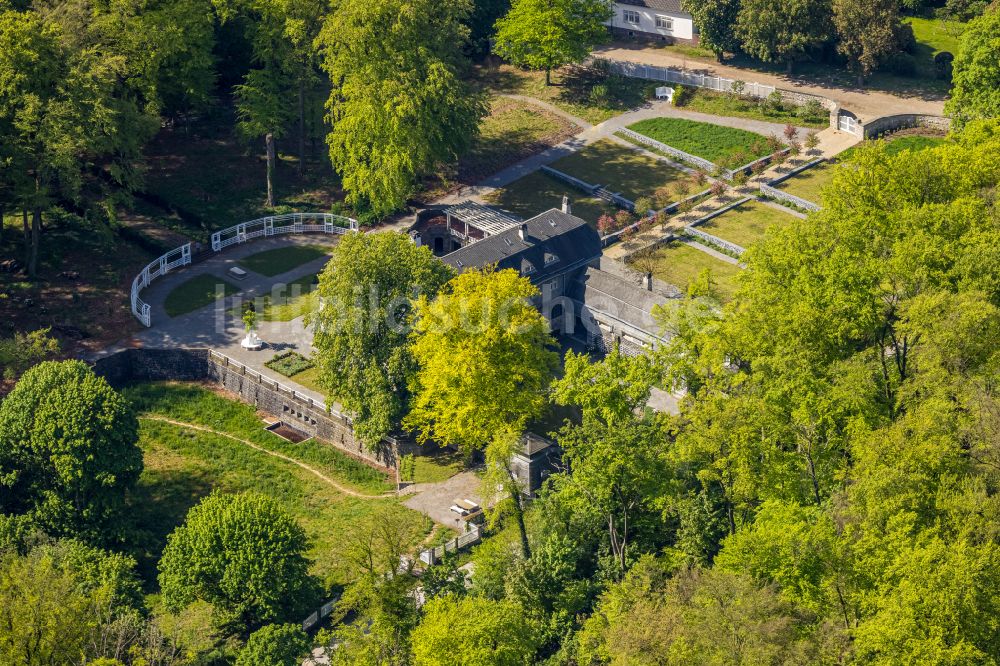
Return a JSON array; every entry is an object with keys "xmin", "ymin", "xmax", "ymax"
[{"xmin": 606, "ymin": 0, "xmax": 697, "ymax": 43}]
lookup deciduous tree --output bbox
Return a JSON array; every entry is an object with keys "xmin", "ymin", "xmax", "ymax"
[
  {"xmin": 318, "ymin": 0, "xmax": 487, "ymax": 219},
  {"xmin": 493, "ymin": 0, "xmax": 612, "ymax": 85},
  {"xmin": 832, "ymin": 0, "xmax": 901, "ymax": 85},
  {"xmin": 237, "ymin": 624, "xmax": 310, "ymax": 666},
  {"xmin": 0, "ymin": 360, "xmax": 141, "ymax": 543},
  {"xmin": 683, "ymin": 0, "xmax": 742, "ymax": 62},
  {"xmin": 158, "ymin": 492, "xmax": 320, "ymax": 634},
  {"xmin": 312, "ymin": 232, "xmax": 454, "ymax": 446},
  {"xmin": 404, "ymin": 267, "xmax": 559, "ymax": 453},
  {"xmin": 735, "ymin": 0, "xmax": 833, "ymax": 74},
  {"xmin": 944, "ymin": 7, "xmax": 1000, "ymax": 128}
]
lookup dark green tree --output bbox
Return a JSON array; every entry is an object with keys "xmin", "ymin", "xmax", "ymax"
[
  {"xmin": 158, "ymin": 491, "xmax": 320, "ymax": 634},
  {"xmin": 684, "ymin": 0, "xmax": 742, "ymax": 62},
  {"xmin": 237, "ymin": 623, "xmax": 311, "ymax": 666},
  {"xmin": 945, "ymin": 7, "xmax": 1000, "ymax": 128},
  {"xmin": 0, "ymin": 361, "xmax": 142, "ymax": 543},
  {"xmin": 735, "ymin": 0, "xmax": 833, "ymax": 74}
]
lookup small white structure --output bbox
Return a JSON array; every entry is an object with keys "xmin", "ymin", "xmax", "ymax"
[
  {"xmin": 228, "ymin": 266, "xmax": 248, "ymax": 280},
  {"xmin": 656, "ymin": 86, "xmax": 675, "ymax": 103},
  {"xmin": 241, "ymin": 330, "xmax": 264, "ymax": 350},
  {"xmin": 606, "ymin": 0, "xmax": 697, "ymax": 43}
]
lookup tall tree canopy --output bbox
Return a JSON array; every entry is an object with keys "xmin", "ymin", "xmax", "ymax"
[
  {"xmin": 404, "ymin": 267, "xmax": 559, "ymax": 453},
  {"xmin": 311, "ymin": 231, "xmax": 454, "ymax": 446},
  {"xmin": 734, "ymin": 0, "xmax": 833, "ymax": 74},
  {"xmin": 682, "ymin": 0, "xmax": 742, "ymax": 62},
  {"xmin": 0, "ymin": 360, "xmax": 141, "ymax": 543},
  {"xmin": 832, "ymin": 0, "xmax": 901, "ymax": 84},
  {"xmin": 945, "ymin": 7, "xmax": 1000, "ymax": 128},
  {"xmin": 493, "ymin": 0, "xmax": 612, "ymax": 85},
  {"xmin": 318, "ymin": 0, "xmax": 487, "ymax": 220},
  {"xmin": 158, "ymin": 491, "xmax": 320, "ymax": 633}
]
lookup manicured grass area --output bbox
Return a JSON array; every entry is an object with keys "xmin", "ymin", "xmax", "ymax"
[
  {"xmin": 163, "ymin": 273, "xmax": 239, "ymax": 317},
  {"xmin": 661, "ymin": 43, "xmax": 718, "ymax": 60},
  {"xmin": 261, "ymin": 273, "xmax": 319, "ymax": 322},
  {"xmin": 400, "ymin": 448, "xmax": 466, "ymax": 485},
  {"xmin": 676, "ymin": 88, "xmax": 828, "ymax": 128},
  {"xmin": 484, "ymin": 169, "xmax": 617, "ymax": 226},
  {"xmin": 839, "ymin": 132, "xmax": 947, "ymax": 162},
  {"xmin": 627, "ymin": 117, "xmax": 771, "ymax": 165},
  {"xmin": 237, "ymin": 244, "xmax": 329, "ymax": 277},
  {"xmin": 124, "ymin": 383, "xmax": 423, "ymax": 588},
  {"xmin": 699, "ymin": 201, "xmax": 798, "ymax": 248},
  {"xmin": 636, "ymin": 241, "xmax": 743, "ymax": 302},
  {"xmin": 265, "ymin": 350, "xmax": 314, "ymax": 377},
  {"xmin": 288, "ymin": 365, "xmax": 326, "ymax": 396},
  {"xmin": 474, "ymin": 63, "xmax": 656, "ymax": 125},
  {"xmin": 549, "ymin": 139, "xmax": 687, "ymax": 200},
  {"xmin": 775, "ymin": 161, "xmax": 838, "ymax": 204},
  {"xmin": 905, "ymin": 16, "xmax": 967, "ymax": 59}
]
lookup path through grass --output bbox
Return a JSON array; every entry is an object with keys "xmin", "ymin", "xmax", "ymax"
[{"xmin": 125, "ymin": 383, "xmax": 426, "ymax": 588}]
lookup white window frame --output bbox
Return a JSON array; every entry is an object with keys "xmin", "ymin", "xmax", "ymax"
[
  {"xmin": 622, "ymin": 9, "xmax": 640, "ymax": 24},
  {"xmin": 655, "ymin": 14, "xmax": 673, "ymax": 31}
]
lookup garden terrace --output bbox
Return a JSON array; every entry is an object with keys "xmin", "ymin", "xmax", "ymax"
[
  {"xmin": 697, "ymin": 200, "xmax": 799, "ymax": 249},
  {"xmin": 773, "ymin": 161, "xmax": 838, "ymax": 206},
  {"xmin": 632, "ymin": 241, "xmax": 743, "ymax": 303},
  {"xmin": 626, "ymin": 117, "xmax": 774, "ymax": 166}
]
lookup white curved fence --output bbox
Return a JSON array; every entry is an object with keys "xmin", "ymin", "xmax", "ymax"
[{"xmin": 131, "ymin": 212, "xmax": 357, "ymax": 327}]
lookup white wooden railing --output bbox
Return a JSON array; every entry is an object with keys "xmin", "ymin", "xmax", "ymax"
[{"xmin": 130, "ymin": 212, "xmax": 357, "ymax": 327}]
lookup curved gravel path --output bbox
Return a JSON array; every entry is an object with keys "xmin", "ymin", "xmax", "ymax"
[{"xmin": 140, "ymin": 415, "xmax": 397, "ymax": 499}]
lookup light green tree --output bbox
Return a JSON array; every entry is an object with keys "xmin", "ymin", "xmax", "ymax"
[
  {"xmin": 411, "ymin": 595, "xmax": 541, "ymax": 666},
  {"xmin": 318, "ymin": 0, "xmax": 487, "ymax": 219},
  {"xmin": 237, "ymin": 623, "xmax": 311, "ymax": 666},
  {"xmin": 944, "ymin": 7, "xmax": 1000, "ymax": 128},
  {"xmin": 493, "ymin": 0, "xmax": 612, "ymax": 85},
  {"xmin": 0, "ymin": 360, "xmax": 141, "ymax": 543},
  {"xmin": 311, "ymin": 232, "xmax": 454, "ymax": 446},
  {"xmin": 404, "ymin": 267, "xmax": 559, "ymax": 453}
]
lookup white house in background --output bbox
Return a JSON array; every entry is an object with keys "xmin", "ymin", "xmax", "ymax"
[{"xmin": 606, "ymin": 0, "xmax": 698, "ymax": 44}]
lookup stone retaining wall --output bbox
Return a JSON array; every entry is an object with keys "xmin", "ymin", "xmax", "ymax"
[
  {"xmin": 861, "ymin": 114, "xmax": 951, "ymax": 139},
  {"xmin": 91, "ymin": 348, "xmax": 404, "ymax": 473}
]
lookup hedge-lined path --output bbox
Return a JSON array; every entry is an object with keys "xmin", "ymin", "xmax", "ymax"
[{"xmin": 139, "ymin": 415, "xmax": 397, "ymax": 499}]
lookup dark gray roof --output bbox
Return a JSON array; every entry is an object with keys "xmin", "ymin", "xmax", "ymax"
[
  {"xmin": 618, "ymin": 0, "xmax": 687, "ymax": 14},
  {"xmin": 571, "ymin": 265, "xmax": 679, "ymax": 339},
  {"xmin": 442, "ymin": 208, "xmax": 601, "ymax": 283}
]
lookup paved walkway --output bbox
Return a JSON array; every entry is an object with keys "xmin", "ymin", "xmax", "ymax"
[
  {"xmin": 402, "ymin": 471, "xmax": 483, "ymax": 532},
  {"xmin": 594, "ymin": 44, "xmax": 947, "ymax": 122}
]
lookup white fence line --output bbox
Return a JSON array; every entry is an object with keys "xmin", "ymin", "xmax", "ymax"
[
  {"xmin": 130, "ymin": 212, "xmax": 358, "ymax": 328},
  {"xmin": 207, "ymin": 349, "xmax": 346, "ymax": 418},
  {"xmin": 419, "ymin": 524, "xmax": 482, "ymax": 565},
  {"xmin": 617, "ymin": 127, "xmax": 718, "ymax": 172},
  {"xmin": 598, "ymin": 58, "xmax": 777, "ymax": 100},
  {"xmin": 759, "ymin": 183, "xmax": 821, "ymax": 212}
]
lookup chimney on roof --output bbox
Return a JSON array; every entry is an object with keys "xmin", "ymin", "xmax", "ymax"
[
  {"xmin": 518, "ymin": 223, "xmax": 528, "ymax": 241},
  {"xmin": 643, "ymin": 272, "xmax": 653, "ymax": 291},
  {"xmin": 561, "ymin": 195, "xmax": 571, "ymax": 215}
]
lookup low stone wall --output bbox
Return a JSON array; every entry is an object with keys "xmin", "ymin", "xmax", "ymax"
[
  {"xmin": 861, "ymin": 114, "xmax": 951, "ymax": 139},
  {"xmin": 91, "ymin": 348, "xmax": 404, "ymax": 472}
]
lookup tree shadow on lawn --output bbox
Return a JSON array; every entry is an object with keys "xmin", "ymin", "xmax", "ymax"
[{"xmin": 127, "ymin": 466, "xmax": 215, "ymax": 588}]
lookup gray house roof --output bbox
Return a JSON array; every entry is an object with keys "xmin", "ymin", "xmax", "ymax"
[
  {"xmin": 570, "ymin": 263, "xmax": 680, "ymax": 340},
  {"xmin": 441, "ymin": 209, "xmax": 602, "ymax": 283},
  {"xmin": 617, "ymin": 0, "xmax": 688, "ymax": 15}
]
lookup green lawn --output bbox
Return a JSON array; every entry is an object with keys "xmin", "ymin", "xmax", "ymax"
[
  {"xmin": 548, "ymin": 139, "xmax": 687, "ymax": 200},
  {"xmin": 163, "ymin": 273, "xmax": 239, "ymax": 317},
  {"xmin": 474, "ymin": 63, "xmax": 656, "ymax": 125},
  {"xmin": 677, "ymin": 88, "xmax": 828, "ymax": 128},
  {"xmin": 123, "ymin": 383, "xmax": 425, "ymax": 589},
  {"xmin": 905, "ymin": 16, "xmax": 967, "ymax": 59},
  {"xmin": 775, "ymin": 161, "xmax": 838, "ymax": 205},
  {"xmin": 234, "ymin": 273, "xmax": 318, "ymax": 322},
  {"xmin": 636, "ymin": 241, "xmax": 743, "ymax": 302},
  {"xmin": 289, "ymin": 365, "xmax": 326, "ymax": 396},
  {"xmin": 699, "ymin": 201, "xmax": 798, "ymax": 248},
  {"xmin": 484, "ymin": 170, "xmax": 617, "ymax": 226},
  {"xmin": 839, "ymin": 133, "xmax": 947, "ymax": 161},
  {"xmin": 237, "ymin": 244, "xmax": 329, "ymax": 277},
  {"xmin": 627, "ymin": 117, "xmax": 772, "ymax": 165}
]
